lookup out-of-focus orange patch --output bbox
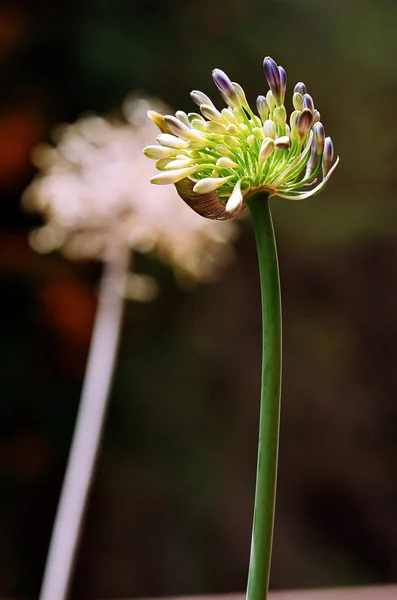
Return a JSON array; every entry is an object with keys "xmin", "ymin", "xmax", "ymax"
[
  {"xmin": 0, "ymin": 231, "xmax": 35, "ymax": 274},
  {"xmin": 40, "ymin": 275, "xmax": 97, "ymax": 377},
  {"xmin": 0, "ymin": 106, "xmax": 44, "ymax": 189}
]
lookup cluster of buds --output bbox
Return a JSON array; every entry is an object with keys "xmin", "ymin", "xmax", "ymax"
[{"xmin": 144, "ymin": 56, "xmax": 338, "ymax": 219}]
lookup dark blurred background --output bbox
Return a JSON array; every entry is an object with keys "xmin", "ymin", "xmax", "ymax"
[{"xmin": 1, "ymin": 0, "xmax": 397, "ymax": 598}]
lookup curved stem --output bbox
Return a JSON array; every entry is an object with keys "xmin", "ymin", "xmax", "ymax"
[
  {"xmin": 245, "ymin": 192, "xmax": 282, "ymax": 600},
  {"xmin": 39, "ymin": 246, "xmax": 130, "ymax": 600}
]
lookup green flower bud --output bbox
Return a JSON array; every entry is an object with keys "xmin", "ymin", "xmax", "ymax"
[
  {"xmin": 274, "ymin": 106, "xmax": 287, "ymax": 128},
  {"xmin": 266, "ymin": 90, "xmax": 276, "ymax": 112},
  {"xmin": 293, "ymin": 92, "xmax": 303, "ymax": 111}
]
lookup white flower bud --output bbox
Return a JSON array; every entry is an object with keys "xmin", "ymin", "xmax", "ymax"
[
  {"xmin": 226, "ymin": 179, "xmax": 243, "ymax": 213},
  {"xmin": 259, "ymin": 137, "xmax": 275, "ymax": 163},
  {"xmin": 157, "ymin": 134, "xmax": 189, "ymax": 149},
  {"xmin": 216, "ymin": 157, "xmax": 239, "ymax": 168},
  {"xmin": 150, "ymin": 165, "xmax": 199, "ymax": 184},
  {"xmin": 144, "ymin": 145, "xmax": 179, "ymax": 160},
  {"xmin": 193, "ymin": 176, "xmax": 234, "ymax": 193},
  {"xmin": 263, "ymin": 119, "xmax": 276, "ymax": 139}
]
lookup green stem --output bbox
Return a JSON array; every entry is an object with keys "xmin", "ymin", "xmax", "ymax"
[{"xmin": 245, "ymin": 192, "xmax": 282, "ymax": 600}]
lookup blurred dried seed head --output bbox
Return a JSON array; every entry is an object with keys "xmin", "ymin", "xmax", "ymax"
[{"xmin": 23, "ymin": 97, "xmax": 238, "ymax": 287}]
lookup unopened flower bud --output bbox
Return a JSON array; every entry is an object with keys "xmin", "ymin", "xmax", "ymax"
[
  {"xmin": 232, "ymin": 82, "xmax": 249, "ymax": 109},
  {"xmin": 263, "ymin": 56, "xmax": 285, "ymax": 105},
  {"xmin": 302, "ymin": 94, "xmax": 314, "ymax": 113},
  {"xmin": 199, "ymin": 104, "xmax": 226, "ymax": 123},
  {"xmin": 322, "ymin": 136, "xmax": 334, "ymax": 175},
  {"xmin": 275, "ymin": 136, "xmax": 291, "ymax": 150},
  {"xmin": 293, "ymin": 92, "xmax": 303, "ymax": 111},
  {"xmin": 274, "ymin": 106, "xmax": 287, "ymax": 128},
  {"xmin": 252, "ymin": 127, "xmax": 265, "ymax": 140},
  {"xmin": 190, "ymin": 90, "xmax": 214, "ymax": 107},
  {"xmin": 144, "ymin": 145, "xmax": 178, "ymax": 160},
  {"xmin": 259, "ymin": 137, "xmax": 275, "ymax": 163},
  {"xmin": 266, "ymin": 90, "xmax": 276, "ymax": 112},
  {"xmin": 150, "ymin": 165, "xmax": 199, "ymax": 185},
  {"xmin": 193, "ymin": 175, "xmax": 234, "ymax": 193},
  {"xmin": 216, "ymin": 157, "xmax": 239, "ymax": 169},
  {"xmin": 207, "ymin": 121, "xmax": 226, "ymax": 134},
  {"xmin": 165, "ymin": 158, "xmax": 195, "ymax": 170},
  {"xmin": 164, "ymin": 115, "xmax": 205, "ymax": 142},
  {"xmin": 147, "ymin": 110, "xmax": 169, "ymax": 133},
  {"xmin": 225, "ymin": 124, "xmax": 239, "ymax": 136},
  {"xmin": 157, "ymin": 134, "xmax": 189, "ymax": 149},
  {"xmin": 176, "ymin": 111, "xmax": 192, "ymax": 127},
  {"xmin": 278, "ymin": 66, "xmax": 287, "ymax": 105},
  {"xmin": 304, "ymin": 140, "xmax": 318, "ymax": 178},
  {"xmin": 212, "ymin": 69, "xmax": 239, "ymax": 106},
  {"xmin": 297, "ymin": 108, "xmax": 314, "ymax": 141},
  {"xmin": 226, "ymin": 179, "xmax": 243, "ymax": 213},
  {"xmin": 294, "ymin": 82, "xmax": 306, "ymax": 96},
  {"xmin": 313, "ymin": 122, "xmax": 325, "ymax": 154},
  {"xmin": 256, "ymin": 95, "xmax": 269, "ymax": 122},
  {"xmin": 313, "ymin": 110, "xmax": 321, "ymax": 124},
  {"xmin": 263, "ymin": 119, "xmax": 276, "ymax": 139}
]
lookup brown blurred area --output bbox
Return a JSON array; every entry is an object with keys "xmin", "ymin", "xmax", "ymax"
[{"xmin": 1, "ymin": 0, "xmax": 397, "ymax": 598}]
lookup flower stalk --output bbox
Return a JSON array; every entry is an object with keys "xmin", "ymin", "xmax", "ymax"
[
  {"xmin": 143, "ymin": 54, "xmax": 339, "ymax": 599},
  {"xmin": 245, "ymin": 191, "xmax": 282, "ymax": 600},
  {"xmin": 39, "ymin": 246, "xmax": 129, "ymax": 600}
]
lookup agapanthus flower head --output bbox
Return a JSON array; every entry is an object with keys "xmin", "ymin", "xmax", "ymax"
[{"xmin": 143, "ymin": 56, "xmax": 339, "ymax": 220}]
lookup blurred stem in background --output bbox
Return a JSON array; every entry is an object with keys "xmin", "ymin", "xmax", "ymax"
[
  {"xmin": 39, "ymin": 245, "xmax": 130, "ymax": 600},
  {"xmin": 246, "ymin": 192, "xmax": 282, "ymax": 600}
]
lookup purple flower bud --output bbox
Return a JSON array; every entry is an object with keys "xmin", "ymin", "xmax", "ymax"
[
  {"xmin": 302, "ymin": 93, "xmax": 314, "ymax": 113},
  {"xmin": 263, "ymin": 56, "xmax": 283, "ymax": 105},
  {"xmin": 313, "ymin": 122, "xmax": 325, "ymax": 154},
  {"xmin": 322, "ymin": 136, "xmax": 334, "ymax": 175},
  {"xmin": 313, "ymin": 110, "xmax": 321, "ymax": 123},
  {"xmin": 294, "ymin": 82, "xmax": 306, "ymax": 96},
  {"xmin": 306, "ymin": 139, "xmax": 318, "ymax": 174},
  {"xmin": 278, "ymin": 66, "xmax": 287, "ymax": 104},
  {"xmin": 212, "ymin": 69, "xmax": 238, "ymax": 106},
  {"xmin": 297, "ymin": 108, "xmax": 314, "ymax": 141},
  {"xmin": 256, "ymin": 95, "xmax": 269, "ymax": 122}
]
